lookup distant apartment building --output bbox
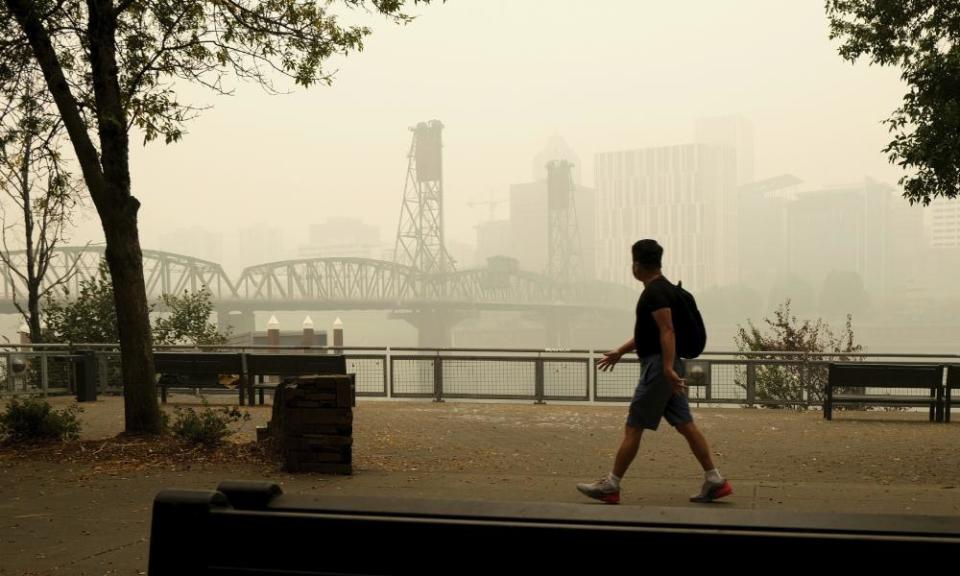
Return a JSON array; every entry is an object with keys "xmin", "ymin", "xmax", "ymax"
[
  {"xmin": 505, "ymin": 179, "xmax": 595, "ymax": 278},
  {"xmin": 158, "ymin": 227, "xmax": 223, "ymax": 263},
  {"xmin": 695, "ymin": 115, "xmax": 755, "ymax": 186},
  {"xmin": 595, "ymin": 143, "xmax": 738, "ymax": 290},
  {"xmin": 475, "ymin": 220, "xmax": 513, "ymax": 265},
  {"xmin": 927, "ymin": 198, "xmax": 960, "ymax": 248},
  {"xmin": 783, "ymin": 180, "xmax": 922, "ymax": 306},
  {"xmin": 298, "ymin": 217, "xmax": 385, "ymax": 260}
]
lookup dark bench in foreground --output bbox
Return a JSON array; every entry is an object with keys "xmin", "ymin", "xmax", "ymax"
[
  {"xmin": 148, "ymin": 481, "xmax": 960, "ymax": 574},
  {"xmin": 825, "ymin": 363, "xmax": 944, "ymax": 421}
]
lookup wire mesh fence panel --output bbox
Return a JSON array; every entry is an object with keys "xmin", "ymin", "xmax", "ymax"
[
  {"xmin": 98, "ymin": 353, "xmax": 124, "ymax": 393},
  {"xmin": 0, "ymin": 354, "xmax": 26, "ymax": 394},
  {"xmin": 391, "ymin": 357, "xmax": 435, "ymax": 397},
  {"xmin": 543, "ymin": 360, "xmax": 588, "ymax": 400},
  {"xmin": 45, "ymin": 356, "xmax": 74, "ymax": 393},
  {"xmin": 0, "ymin": 353, "xmax": 77, "ymax": 396},
  {"xmin": 346, "ymin": 356, "xmax": 386, "ymax": 396},
  {"xmin": 595, "ymin": 359, "xmax": 642, "ymax": 401},
  {"xmin": 684, "ymin": 360, "xmax": 710, "ymax": 402},
  {"xmin": 708, "ymin": 362, "xmax": 749, "ymax": 403},
  {"xmin": 441, "ymin": 358, "xmax": 535, "ymax": 399}
]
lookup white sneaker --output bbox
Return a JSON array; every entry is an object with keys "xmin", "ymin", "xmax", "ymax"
[
  {"xmin": 576, "ymin": 477, "xmax": 621, "ymax": 504},
  {"xmin": 689, "ymin": 479, "xmax": 733, "ymax": 503}
]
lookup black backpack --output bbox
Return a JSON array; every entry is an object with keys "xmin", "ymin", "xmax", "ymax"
[{"xmin": 672, "ymin": 280, "xmax": 707, "ymax": 359}]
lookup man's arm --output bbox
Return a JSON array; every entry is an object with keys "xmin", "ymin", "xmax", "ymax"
[
  {"xmin": 652, "ymin": 308, "xmax": 686, "ymax": 395},
  {"xmin": 597, "ymin": 337, "xmax": 635, "ymax": 372}
]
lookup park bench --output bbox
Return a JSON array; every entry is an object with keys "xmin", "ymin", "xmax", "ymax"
[
  {"xmin": 245, "ymin": 353, "xmax": 348, "ymax": 405},
  {"xmin": 824, "ymin": 363, "xmax": 943, "ymax": 421},
  {"xmin": 944, "ymin": 365, "xmax": 959, "ymax": 424},
  {"xmin": 155, "ymin": 352, "xmax": 245, "ymax": 404}
]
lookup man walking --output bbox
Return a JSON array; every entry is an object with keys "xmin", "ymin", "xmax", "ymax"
[{"xmin": 576, "ymin": 239, "xmax": 732, "ymax": 504}]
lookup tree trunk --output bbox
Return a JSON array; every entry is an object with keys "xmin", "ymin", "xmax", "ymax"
[
  {"xmin": 19, "ymin": 118, "xmax": 43, "ymax": 344},
  {"xmin": 88, "ymin": 0, "xmax": 161, "ymax": 434},
  {"xmin": 103, "ymin": 203, "xmax": 161, "ymax": 434}
]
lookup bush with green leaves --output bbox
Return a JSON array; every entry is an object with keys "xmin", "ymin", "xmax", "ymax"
[
  {"xmin": 735, "ymin": 300, "xmax": 862, "ymax": 409},
  {"xmin": 0, "ymin": 397, "xmax": 82, "ymax": 441},
  {"xmin": 44, "ymin": 261, "xmax": 228, "ymax": 346},
  {"xmin": 169, "ymin": 402, "xmax": 250, "ymax": 446}
]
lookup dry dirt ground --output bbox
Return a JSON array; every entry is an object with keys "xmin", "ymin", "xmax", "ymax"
[{"xmin": 1, "ymin": 394, "xmax": 958, "ymax": 574}]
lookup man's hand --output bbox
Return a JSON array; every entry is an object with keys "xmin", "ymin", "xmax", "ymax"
[
  {"xmin": 665, "ymin": 368, "xmax": 687, "ymax": 396},
  {"xmin": 597, "ymin": 349, "xmax": 623, "ymax": 372}
]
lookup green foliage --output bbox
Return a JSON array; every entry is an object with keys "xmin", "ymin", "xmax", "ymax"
[
  {"xmin": 736, "ymin": 300, "xmax": 862, "ymax": 409},
  {"xmin": 0, "ymin": 397, "xmax": 82, "ymax": 441},
  {"xmin": 827, "ymin": 1, "xmax": 960, "ymax": 204},
  {"xmin": 154, "ymin": 287, "xmax": 229, "ymax": 346},
  {"xmin": 43, "ymin": 262, "xmax": 118, "ymax": 344},
  {"xmin": 170, "ymin": 401, "xmax": 250, "ymax": 446},
  {"xmin": 44, "ymin": 261, "xmax": 228, "ymax": 345}
]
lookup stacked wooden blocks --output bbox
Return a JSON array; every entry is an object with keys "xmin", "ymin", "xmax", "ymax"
[{"xmin": 269, "ymin": 374, "xmax": 355, "ymax": 474}]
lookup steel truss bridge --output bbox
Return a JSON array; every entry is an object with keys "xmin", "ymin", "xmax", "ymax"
[{"xmin": 0, "ymin": 247, "xmax": 635, "ymax": 315}]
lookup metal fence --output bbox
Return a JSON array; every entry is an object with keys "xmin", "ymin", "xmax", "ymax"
[{"xmin": 1, "ymin": 345, "xmax": 958, "ymax": 409}]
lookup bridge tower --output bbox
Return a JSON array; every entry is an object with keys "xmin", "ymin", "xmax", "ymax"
[
  {"xmin": 545, "ymin": 159, "xmax": 583, "ymax": 285},
  {"xmin": 543, "ymin": 160, "xmax": 583, "ymax": 347},
  {"xmin": 391, "ymin": 120, "xmax": 462, "ymax": 347},
  {"xmin": 393, "ymin": 120, "xmax": 455, "ymax": 275}
]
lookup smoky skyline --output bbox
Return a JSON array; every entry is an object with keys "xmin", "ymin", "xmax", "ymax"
[{"xmin": 56, "ymin": 0, "xmax": 912, "ymax": 264}]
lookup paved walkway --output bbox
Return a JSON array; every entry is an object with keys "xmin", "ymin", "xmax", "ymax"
[{"xmin": 2, "ymin": 395, "xmax": 958, "ymax": 574}]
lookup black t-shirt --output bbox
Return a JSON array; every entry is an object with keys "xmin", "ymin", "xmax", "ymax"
[{"xmin": 634, "ymin": 277, "xmax": 678, "ymax": 357}]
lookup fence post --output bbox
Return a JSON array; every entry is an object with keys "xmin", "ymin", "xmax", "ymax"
[
  {"xmin": 746, "ymin": 363, "xmax": 757, "ymax": 406},
  {"xmin": 5, "ymin": 352, "xmax": 13, "ymax": 393},
  {"xmin": 385, "ymin": 347, "xmax": 392, "ymax": 398},
  {"xmin": 239, "ymin": 353, "xmax": 249, "ymax": 406},
  {"xmin": 704, "ymin": 360, "xmax": 713, "ymax": 401},
  {"xmin": 534, "ymin": 354, "xmax": 545, "ymax": 405},
  {"xmin": 41, "ymin": 355, "xmax": 49, "ymax": 397},
  {"xmin": 433, "ymin": 351, "xmax": 444, "ymax": 403},
  {"xmin": 588, "ymin": 350, "xmax": 595, "ymax": 402}
]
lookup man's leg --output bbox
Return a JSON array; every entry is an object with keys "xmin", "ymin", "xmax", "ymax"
[
  {"xmin": 613, "ymin": 423, "xmax": 644, "ymax": 478},
  {"xmin": 576, "ymin": 424, "xmax": 643, "ymax": 504},
  {"xmin": 675, "ymin": 421, "xmax": 714, "ymax": 471},
  {"xmin": 675, "ymin": 421, "xmax": 733, "ymax": 503}
]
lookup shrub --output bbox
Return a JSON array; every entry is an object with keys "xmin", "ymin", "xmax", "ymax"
[
  {"xmin": 0, "ymin": 397, "xmax": 82, "ymax": 441},
  {"xmin": 170, "ymin": 402, "xmax": 250, "ymax": 446}
]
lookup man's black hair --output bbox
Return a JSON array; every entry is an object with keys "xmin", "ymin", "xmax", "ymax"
[{"xmin": 631, "ymin": 239, "xmax": 663, "ymax": 269}]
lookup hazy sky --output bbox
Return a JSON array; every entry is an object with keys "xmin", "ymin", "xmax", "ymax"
[{"xmin": 67, "ymin": 0, "xmax": 907, "ymax": 263}]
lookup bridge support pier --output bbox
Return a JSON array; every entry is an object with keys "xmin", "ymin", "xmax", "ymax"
[
  {"xmin": 218, "ymin": 309, "xmax": 255, "ymax": 338},
  {"xmin": 395, "ymin": 309, "xmax": 466, "ymax": 348}
]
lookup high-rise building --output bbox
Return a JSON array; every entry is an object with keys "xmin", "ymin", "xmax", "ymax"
[
  {"xmin": 736, "ymin": 175, "xmax": 802, "ymax": 293},
  {"xmin": 532, "ymin": 134, "xmax": 581, "ymax": 185},
  {"xmin": 594, "ymin": 143, "xmax": 738, "ymax": 290},
  {"xmin": 223, "ymin": 224, "xmax": 284, "ymax": 276},
  {"xmin": 785, "ymin": 180, "xmax": 923, "ymax": 306},
  {"xmin": 475, "ymin": 220, "xmax": 513, "ymax": 264},
  {"xmin": 308, "ymin": 217, "xmax": 379, "ymax": 248},
  {"xmin": 927, "ymin": 198, "xmax": 960, "ymax": 248},
  {"xmin": 298, "ymin": 218, "xmax": 384, "ymax": 260},
  {"xmin": 695, "ymin": 115, "xmax": 755, "ymax": 186},
  {"xmin": 508, "ymin": 179, "xmax": 595, "ymax": 278},
  {"xmin": 157, "ymin": 227, "xmax": 223, "ymax": 263}
]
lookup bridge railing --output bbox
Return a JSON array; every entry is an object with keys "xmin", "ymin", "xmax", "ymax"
[{"xmin": 1, "ymin": 345, "xmax": 958, "ymax": 409}]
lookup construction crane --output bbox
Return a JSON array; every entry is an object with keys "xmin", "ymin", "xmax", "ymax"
[{"xmin": 467, "ymin": 195, "xmax": 508, "ymax": 222}]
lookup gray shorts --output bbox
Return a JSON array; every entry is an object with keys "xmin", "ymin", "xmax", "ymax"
[{"xmin": 626, "ymin": 354, "xmax": 693, "ymax": 431}]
